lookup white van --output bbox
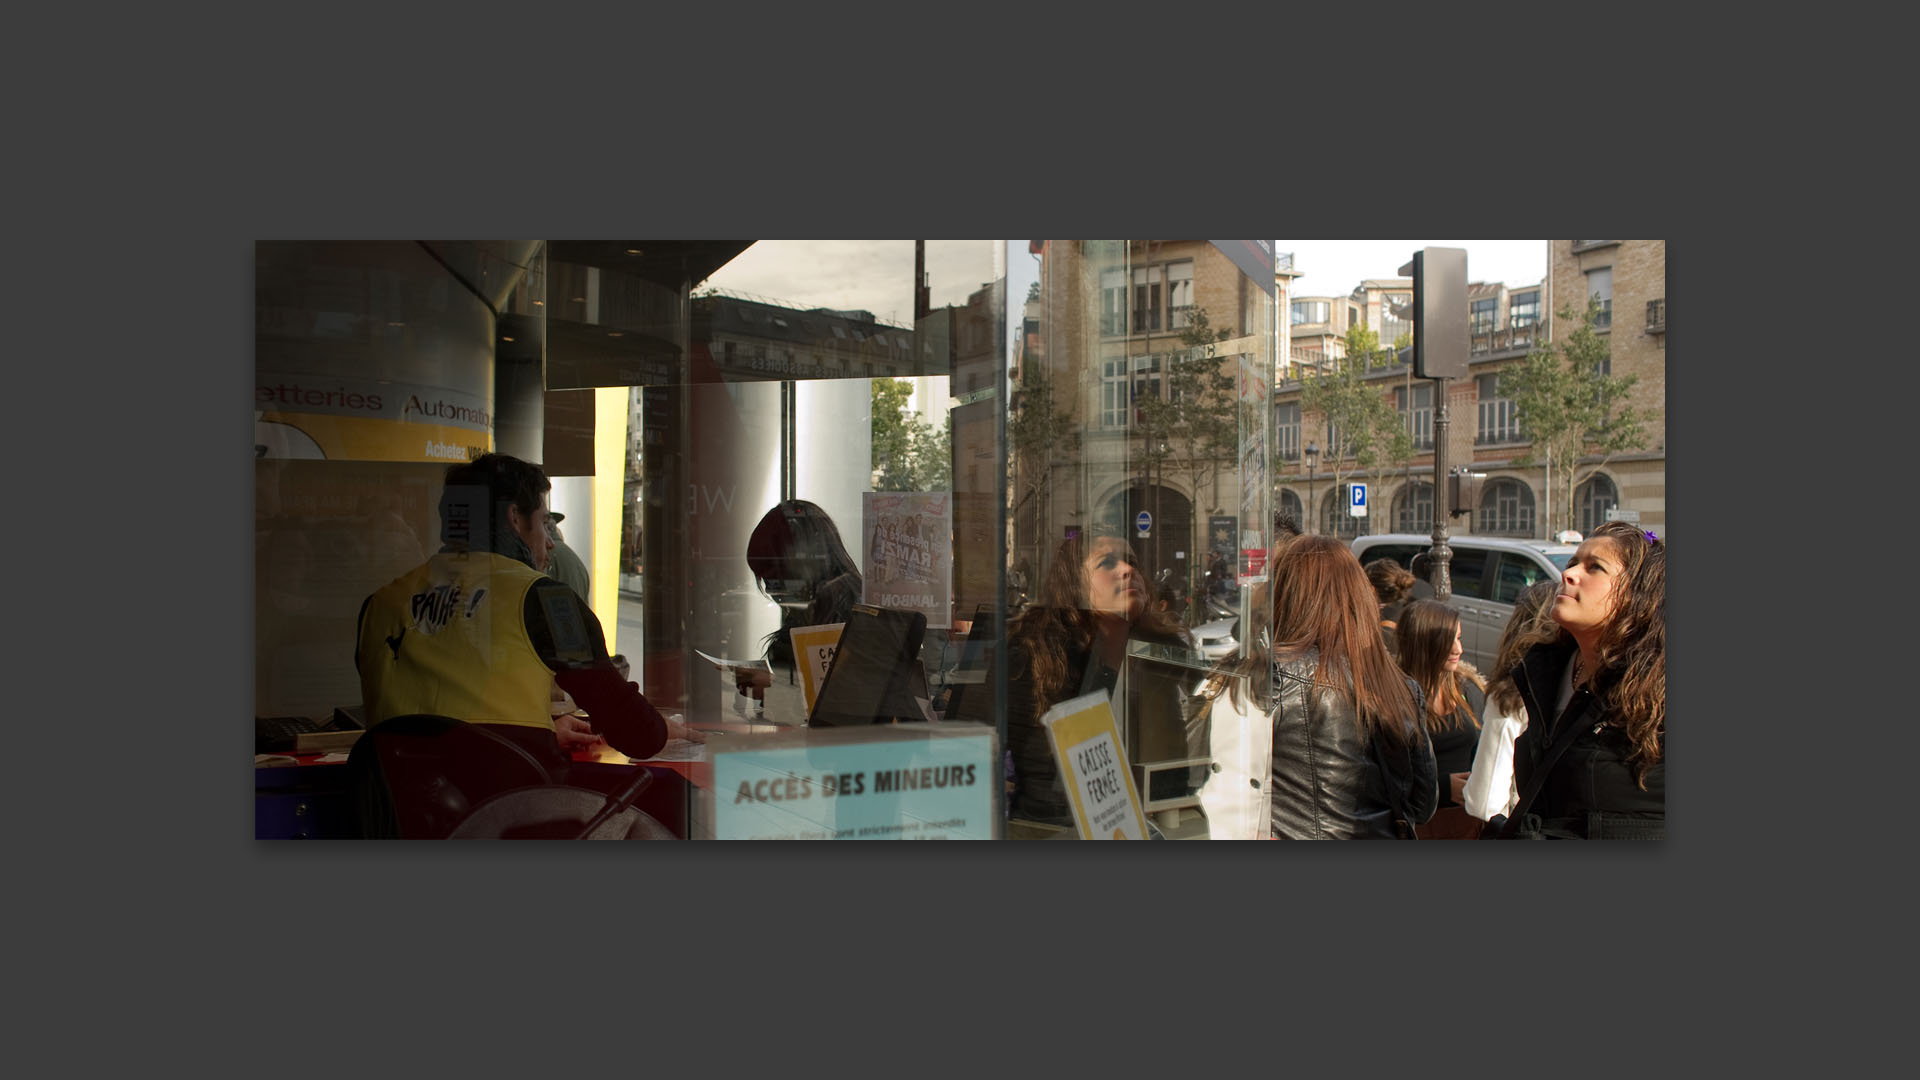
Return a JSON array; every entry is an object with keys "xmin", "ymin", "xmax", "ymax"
[{"xmin": 1350, "ymin": 533, "xmax": 1577, "ymax": 674}]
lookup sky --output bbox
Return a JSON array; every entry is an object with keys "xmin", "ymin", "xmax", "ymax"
[{"xmin": 1276, "ymin": 240, "xmax": 1547, "ymax": 301}]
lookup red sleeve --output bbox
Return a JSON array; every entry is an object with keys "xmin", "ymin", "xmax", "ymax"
[{"xmin": 523, "ymin": 578, "xmax": 668, "ymax": 760}]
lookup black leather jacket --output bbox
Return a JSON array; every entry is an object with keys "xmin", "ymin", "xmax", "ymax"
[
  {"xmin": 1501, "ymin": 639, "xmax": 1664, "ymax": 839},
  {"xmin": 1269, "ymin": 651, "xmax": 1437, "ymax": 839}
]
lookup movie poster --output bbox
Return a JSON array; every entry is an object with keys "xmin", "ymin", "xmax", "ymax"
[{"xmin": 861, "ymin": 492, "xmax": 952, "ymax": 629}]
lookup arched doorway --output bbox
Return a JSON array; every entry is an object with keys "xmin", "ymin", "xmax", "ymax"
[
  {"xmin": 1577, "ymin": 473, "xmax": 1619, "ymax": 535},
  {"xmin": 1099, "ymin": 483, "xmax": 1193, "ymax": 600}
]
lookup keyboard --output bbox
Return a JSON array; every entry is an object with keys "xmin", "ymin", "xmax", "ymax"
[{"xmin": 256, "ymin": 715, "xmax": 322, "ymax": 753}]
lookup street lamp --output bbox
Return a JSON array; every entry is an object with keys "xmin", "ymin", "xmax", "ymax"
[{"xmin": 1304, "ymin": 441, "xmax": 1319, "ymax": 535}]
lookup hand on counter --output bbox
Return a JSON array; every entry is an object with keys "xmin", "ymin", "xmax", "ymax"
[{"xmin": 554, "ymin": 712, "xmax": 608, "ymax": 754}]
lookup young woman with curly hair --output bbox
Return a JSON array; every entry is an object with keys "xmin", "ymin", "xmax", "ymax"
[
  {"xmin": 999, "ymin": 530, "xmax": 1193, "ymax": 828},
  {"xmin": 1268, "ymin": 535, "xmax": 1435, "ymax": 839},
  {"xmin": 1394, "ymin": 598, "xmax": 1489, "ymax": 838},
  {"xmin": 1485, "ymin": 521, "xmax": 1665, "ymax": 839}
]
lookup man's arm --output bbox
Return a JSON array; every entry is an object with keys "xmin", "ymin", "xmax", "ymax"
[{"xmin": 522, "ymin": 578, "xmax": 675, "ymax": 760}]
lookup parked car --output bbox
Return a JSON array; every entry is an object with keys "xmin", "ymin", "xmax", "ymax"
[
  {"xmin": 1350, "ymin": 532, "xmax": 1577, "ymax": 674},
  {"xmin": 1190, "ymin": 616, "xmax": 1239, "ymax": 662}
]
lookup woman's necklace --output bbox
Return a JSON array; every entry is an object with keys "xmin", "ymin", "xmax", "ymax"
[{"xmin": 1572, "ymin": 652, "xmax": 1591, "ymax": 687}]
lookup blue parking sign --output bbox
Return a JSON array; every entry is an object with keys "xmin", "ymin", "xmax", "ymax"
[{"xmin": 1349, "ymin": 482, "xmax": 1367, "ymax": 517}]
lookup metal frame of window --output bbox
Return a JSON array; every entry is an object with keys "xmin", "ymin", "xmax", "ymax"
[
  {"xmin": 1576, "ymin": 473, "xmax": 1619, "ymax": 535},
  {"xmin": 1396, "ymin": 383, "xmax": 1434, "ymax": 450},
  {"xmin": 1478, "ymin": 478, "xmax": 1535, "ymax": 536},
  {"xmin": 1275, "ymin": 401, "xmax": 1300, "ymax": 461},
  {"xmin": 1393, "ymin": 480, "xmax": 1434, "ymax": 533},
  {"xmin": 1476, "ymin": 372, "xmax": 1522, "ymax": 444}
]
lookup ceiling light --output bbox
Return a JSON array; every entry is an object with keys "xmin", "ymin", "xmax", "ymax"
[{"xmin": 625, "ymin": 248, "xmax": 643, "ymax": 256}]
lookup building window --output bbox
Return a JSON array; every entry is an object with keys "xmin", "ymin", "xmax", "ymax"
[
  {"xmin": 1395, "ymin": 383, "xmax": 1434, "ymax": 450},
  {"xmin": 1130, "ymin": 354, "xmax": 1163, "ymax": 421},
  {"xmin": 1379, "ymin": 292, "xmax": 1413, "ymax": 348},
  {"xmin": 1577, "ymin": 473, "xmax": 1619, "ymax": 535},
  {"xmin": 1476, "ymin": 373, "xmax": 1522, "ymax": 444},
  {"xmin": 1275, "ymin": 401, "xmax": 1300, "ymax": 462},
  {"xmin": 1470, "ymin": 297, "xmax": 1497, "ymax": 335},
  {"xmin": 1168, "ymin": 262, "xmax": 1195, "ymax": 330},
  {"xmin": 1509, "ymin": 289, "xmax": 1540, "ymax": 328},
  {"xmin": 1478, "ymin": 478, "xmax": 1535, "ymax": 536},
  {"xmin": 1278, "ymin": 488, "xmax": 1303, "ymax": 529},
  {"xmin": 1349, "ymin": 305, "xmax": 1360, "ymax": 329},
  {"xmin": 1393, "ymin": 481, "xmax": 1434, "ymax": 533},
  {"xmin": 1585, "ymin": 267, "xmax": 1612, "ymax": 331},
  {"xmin": 1101, "ymin": 357, "xmax": 1129, "ymax": 427},
  {"xmin": 1100, "ymin": 269, "xmax": 1127, "ymax": 336},
  {"xmin": 1132, "ymin": 266, "xmax": 1162, "ymax": 333},
  {"xmin": 1291, "ymin": 299, "xmax": 1329, "ymax": 326}
]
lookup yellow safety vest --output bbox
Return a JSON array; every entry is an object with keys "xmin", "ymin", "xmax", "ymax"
[{"xmin": 357, "ymin": 551, "xmax": 554, "ymax": 731}]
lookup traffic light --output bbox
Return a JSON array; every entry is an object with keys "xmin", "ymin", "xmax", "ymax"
[
  {"xmin": 1407, "ymin": 247, "xmax": 1468, "ymax": 380},
  {"xmin": 1448, "ymin": 468, "xmax": 1484, "ymax": 516}
]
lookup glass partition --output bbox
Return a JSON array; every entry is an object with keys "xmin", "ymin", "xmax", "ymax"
[{"xmin": 254, "ymin": 239, "xmax": 1277, "ymax": 840}]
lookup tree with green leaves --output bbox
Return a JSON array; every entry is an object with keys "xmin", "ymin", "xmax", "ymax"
[
  {"xmin": 1498, "ymin": 297, "xmax": 1647, "ymax": 535},
  {"xmin": 1135, "ymin": 306, "xmax": 1239, "ymax": 528},
  {"xmin": 1299, "ymin": 324, "xmax": 1407, "ymax": 533},
  {"xmin": 871, "ymin": 378, "xmax": 952, "ymax": 492}
]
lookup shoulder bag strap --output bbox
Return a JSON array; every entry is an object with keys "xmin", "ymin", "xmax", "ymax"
[{"xmin": 1485, "ymin": 692, "xmax": 1597, "ymax": 839}]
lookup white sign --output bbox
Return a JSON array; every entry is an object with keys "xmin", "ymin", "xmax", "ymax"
[
  {"xmin": 1348, "ymin": 481, "xmax": 1368, "ymax": 517},
  {"xmin": 1605, "ymin": 508, "xmax": 1641, "ymax": 524},
  {"xmin": 1135, "ymin": 510, "xmax": 1152, "ymax": 536}
]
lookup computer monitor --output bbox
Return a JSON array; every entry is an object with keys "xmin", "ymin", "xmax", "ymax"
[{"xmin": 808, "ymin": 604, "xmax": 930, "ymax": 726}]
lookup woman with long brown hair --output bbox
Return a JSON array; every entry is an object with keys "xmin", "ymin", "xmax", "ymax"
[
  {"xmin": 1268, "ymin": 536, "xmax": 1435, "ymax": 839},
  {"xmin": 1000, "ymin": 530, "xmax": 1193, "ymax": 828},
  {"xmin": 1394, "ymin": 599, "xmax": 1488, "ymax": 838},
  {"xmin": 1485, "ymin": 521, "xmax": 1665, "ymax": 839}
]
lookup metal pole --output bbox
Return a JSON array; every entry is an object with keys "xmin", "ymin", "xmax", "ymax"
[{"xmin": 1429, "ymin": 376, "xmax": 1452, "ymax": 601}]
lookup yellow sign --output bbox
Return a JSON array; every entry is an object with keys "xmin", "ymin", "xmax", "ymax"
[
  {"xmin": 788, "ymin": 622, "xmax": 846, "ymax": 715},
  {"xmin": 257, "ymin": 411, "xmax": 491, "ymax": 464},
  {"xmin": 1039, "ymin": 691, "xmax": 1148, "ymax": 840}
]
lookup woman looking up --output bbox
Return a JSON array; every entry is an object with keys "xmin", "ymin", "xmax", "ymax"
[{"xmin": 1487, "ymin": 522, "xmax": 1665, "ymax": 840}]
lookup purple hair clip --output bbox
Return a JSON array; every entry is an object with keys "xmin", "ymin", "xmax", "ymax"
[{"xmin": 1644, "ymin": 530, "xmax": 1659, "ymax": 544}]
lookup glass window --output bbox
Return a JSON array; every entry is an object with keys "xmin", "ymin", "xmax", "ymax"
[
  {"xmin": 258, "ymin": 238, "xmax": 1279, "ymax": 842},
  {"xmin": 1101, "ymin": 268, "xmax": 1127, "ymax": 336},
  {"xmin": 1133, "ymin": 266, "xmax": 1162, "ymax": 333},
  {"xmin": 1490, "ymin": 552, "xmax": 1552, "ymax": 604},
  {"xmin": 1167, "ymin": 262, "xmax": 1195, "ymax": 329},
  {"xmin": 1446, "ymin": 548, "xmax": 1488, "ymax": 600},
  {"xmin": 1393, "ymin": 481, "xmax": 1433, "ymax": 533},
  {"xmin": 1478, "ymin": 478, "xmax": 1535, "ymax": 536},
  {"xmin": 1586, "ymin": 267, "xmax": 1612, "ymax": 330},
  {"xmin": 1509, "ymin": 289, "xmax": 1540, "ymax": 328},
  {"xmin": 1274, "ymin": 401, "xmax": 1300, "ymax": 462},
  {"xmin": 1476, "ymin": 372, "xmax": 1521, "ymax": 444},
  {"xmin": 1577, "ymin": 473, "xmax": 1619, "ymax": 535},
  {"xmin": 1394, "ymin": 383, "xmax": 1433, "ymax": 450},
  {"xmin": 1291, "ymin": 299, "xmax": 1329, "ymax": 325},
  {"xmin": 1470, "ymin": 297, "xmax": 1497, "ymax": 335}
]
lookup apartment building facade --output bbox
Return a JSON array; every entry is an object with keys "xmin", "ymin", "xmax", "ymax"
[{"xmin": 1272, "ymin": 240, "xmax": 1667, "ymax": 541}]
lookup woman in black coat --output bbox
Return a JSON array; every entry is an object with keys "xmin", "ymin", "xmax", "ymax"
[
  {"xmin": 1487, "ymin": 522, "xmax": 1665, "ymax": 840},
  {"xmin": 1268, "ymin": 536, "xmax": 1436, "ymax": 839}
]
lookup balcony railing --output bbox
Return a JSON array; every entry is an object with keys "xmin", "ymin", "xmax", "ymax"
[
  {"xmin": 1469, "ymin": 324, "xmax": 1539, "ymax": 357},
  {"xmin": 1646, "ymin": 298, "xmax": 1665, "ymax": 333}
]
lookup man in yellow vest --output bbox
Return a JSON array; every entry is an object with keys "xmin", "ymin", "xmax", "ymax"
[{"xmin": 356, "ymin": 452, "xmax": 696, "ymax": 773}]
